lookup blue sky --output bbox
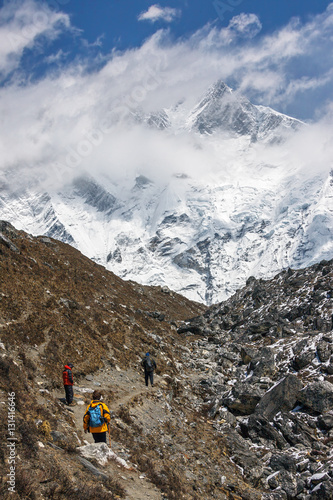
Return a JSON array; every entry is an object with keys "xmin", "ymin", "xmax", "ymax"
[
  {"xmin": 0, "ymin": 0, "xmax": 332, "ymax": 119},
  {"xmin": 56, "ymin": 0, "xmax": 332, "ymax": 52},
  {"xmin": 0, "ymin": 0, "xmax": 333, "ymax": 190}
]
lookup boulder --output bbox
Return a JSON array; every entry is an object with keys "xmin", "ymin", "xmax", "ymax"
[
  {"xmin": 298, "ymin": 381, "xmax": 333, "ymax": 413},
  {"xmin": 223, "ymin": 382, "xmax": 264, "ymax": 415},
  {"xmin": 224, "ymin": 428, "xmax": 263, "ymax": 482},
  {"xmin": 255, "ymin": 374, "xmax": 303, "ymax": 421},
  {"xmin": 317, "ymin": 412, "xmax": 333, "ymax": 430},
  {"xmin": 246, "ymin": 414, "xmax": 287, "ymax": 449},
  {"xmin": 273, "ymin": 412, "xmax": 315, "ymax": 448},
  {"xmin": 240, "ymin": 346, "xmax": 257, "ymax": 364},
  {"xmin": 317, "ymin": 341, "xmax": 332, "ymax": 363},
  {"xmin": 178, "ymin": 315, "xmax": 207, "ymax": 334},
  {"xmin": 293, "ymin": 350, "xmax": 315, "ymax": 371},
  {"xmin": 269, "ymin": 453, "xmax": 297, "ymax": 473},
  {"xmin": 250, "ymin": 347, "xmax": 276, "ymax": 377}
]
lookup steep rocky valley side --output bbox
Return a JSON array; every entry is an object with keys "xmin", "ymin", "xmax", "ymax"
[{"xmin": 0, "ymin": 220, "xmax": 332, "ymax": 500}]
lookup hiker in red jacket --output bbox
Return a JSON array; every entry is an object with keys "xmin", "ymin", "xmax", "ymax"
[{"xmin": 63, "ymin": 363, "xmax": 74, "ymax": 406}]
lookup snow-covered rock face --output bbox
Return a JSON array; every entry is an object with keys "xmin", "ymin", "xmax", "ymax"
[
  {"xmin": 190, "ymin": 80, "xmax": 301, "ymax": 141},
  {"xmin": 1, "ymin": 80, "xmax": 332, "ymax": 305}
]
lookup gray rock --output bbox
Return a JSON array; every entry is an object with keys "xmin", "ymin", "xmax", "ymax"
[
  {"xmin": 293, "ymin": 351, "xmax": 315, "ymax": 371},
  {"xmin": 50, "ymin": 431, "xmax": 67, "ymax": 442},
  {"xmin": 255, "ymin": 374, "xmax": 303, "ymax": 421},
  {"xmin": 224, "ymin": 428, "xmax": 263, "ymax": 482},
  {"xmin": 0, "ymin": 232, "xmax": 20, "ymax": 253},
  {"xmin": 317, "ymin": 341, "xmax": 332, "ymax": 363},
  {"xmin": 270, "ymin": 453, "xmax": 297, "ymax": 473},
  {"xmin": 317, "ymin": 412, "xmax": 333, "ymax": 430},
  {"xmin": 298, "ymin": 381, "xmax": 333, "ymax": 413},
  {"xmin": 246, "ymin": 414, "xmax": 287, "ymax": 449},
  {"xmin": 223, "ymin": 382, "xmax": 264, "ymax": 415},
  {"xmin": 250, "ymin": 347, "xmax": 276, "ymax": 377}
]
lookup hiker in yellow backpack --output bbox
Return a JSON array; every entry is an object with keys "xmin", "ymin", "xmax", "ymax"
[{"xmin": 83, "ymin": 390, "xmax": 111, "ymax": 443}]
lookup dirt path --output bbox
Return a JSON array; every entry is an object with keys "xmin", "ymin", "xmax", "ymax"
[{"xmin": 53, "ymin": 367, "xmax": 164, "ymax": 500}]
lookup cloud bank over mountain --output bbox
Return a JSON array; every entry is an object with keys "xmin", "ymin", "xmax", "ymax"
[{"xmin": 0, "ymin": 0, "xmax": 332, "ymax": 192}]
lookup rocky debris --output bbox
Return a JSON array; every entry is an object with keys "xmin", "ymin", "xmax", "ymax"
[
  {"xmin": 78, "ymin": 443, "xmax": 132, "ymax": 469},
  {"xmin": 177, "ymin": 259, "xmax": 333, "ymax": 499}
]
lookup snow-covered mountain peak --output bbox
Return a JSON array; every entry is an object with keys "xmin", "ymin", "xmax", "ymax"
[
  {"xmin": 133, "ymin": 175, "xmax": 153, "ymax": 190},
  {"xmin": 191, "ymin": 81, "xmax": 301, "ymax": 141},
  {"xmin": 0, "ymin": 80, "xmax": 331, "ymax": 305},
  {"xmin": 196, "ymin": 79, "xmax": 233, "ymax": 107}
]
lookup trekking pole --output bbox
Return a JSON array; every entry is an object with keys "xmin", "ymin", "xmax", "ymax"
[{"xmin": 107, "ymin": 423, "xmax": 111, "ymax": 448}]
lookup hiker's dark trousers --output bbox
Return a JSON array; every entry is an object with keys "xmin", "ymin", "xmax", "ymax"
[
  {"xmin": 92, "ymin": 432, "xmax": 107, "ymax": 443},
  {"xmin": 64, "ymin": 385, "xmax": 73, "ymax": 404},
  {"xmin": 145, "ymin": 370, "xmax": 154, "ymax": 386}
]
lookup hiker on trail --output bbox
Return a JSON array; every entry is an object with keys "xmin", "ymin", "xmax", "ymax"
[
  {"xmin": 141, "ymin": 352, "xmax": 156, "ymax": 387},
  {"xmin": 83, "ymin": 390, "xmax": 111, "ymax": 444},
  {"xmin": 63, "ymin": 362, "xmax": 74, "ymax": 406}
]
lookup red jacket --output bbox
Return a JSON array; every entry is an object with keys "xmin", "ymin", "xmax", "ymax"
[{"xmin": 63, "ymin": 365, "xmax": 74, "ymax": 386}]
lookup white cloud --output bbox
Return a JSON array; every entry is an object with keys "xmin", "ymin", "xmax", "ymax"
[
  {"xmin": 228, "ymin": 13, "xmax": 262, "ymax": 38},
  {"xmin": 0, "ymin": 1, "xmax": 333, "ymax": 194},
  {"xmin": 0, "ymin": 0, "xmax": 70, "ymax": 78},
  {"xmin": 45, "ymin": 49, "xmax": 67, "ymax": 64},
  {"xmin": 138, "ymin": 4, "xmax": 181, "ymax": 23}
]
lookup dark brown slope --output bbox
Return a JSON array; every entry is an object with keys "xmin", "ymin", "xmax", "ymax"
[
  {"xmin": 0, "ymin": 221, "xmax": 264, "ymax": 500},
  {"xmin": 0, "ymin": 220, "xmax": 205, "ymax": 380}
]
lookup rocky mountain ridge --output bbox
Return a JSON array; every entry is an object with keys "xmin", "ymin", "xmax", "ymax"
[
  {"xmin": 0, "ymin": 221, "xmax": 332, "ymax": 499},
  {"xmin": 177, "ymin": 259, "xmax": 333, "ymax": 499}
]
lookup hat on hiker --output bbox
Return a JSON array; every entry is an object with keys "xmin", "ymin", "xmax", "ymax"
[
  {"xmin": 68, "ymin": 363, "xmax": 74, "ymax": 368},
  {"xmin": 92, "ymin": 390, "xmax": 102, "ymax": 400},
  {"xmin": 146, "ymin": 352, "xmax": 150, "ymax": 356}
]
